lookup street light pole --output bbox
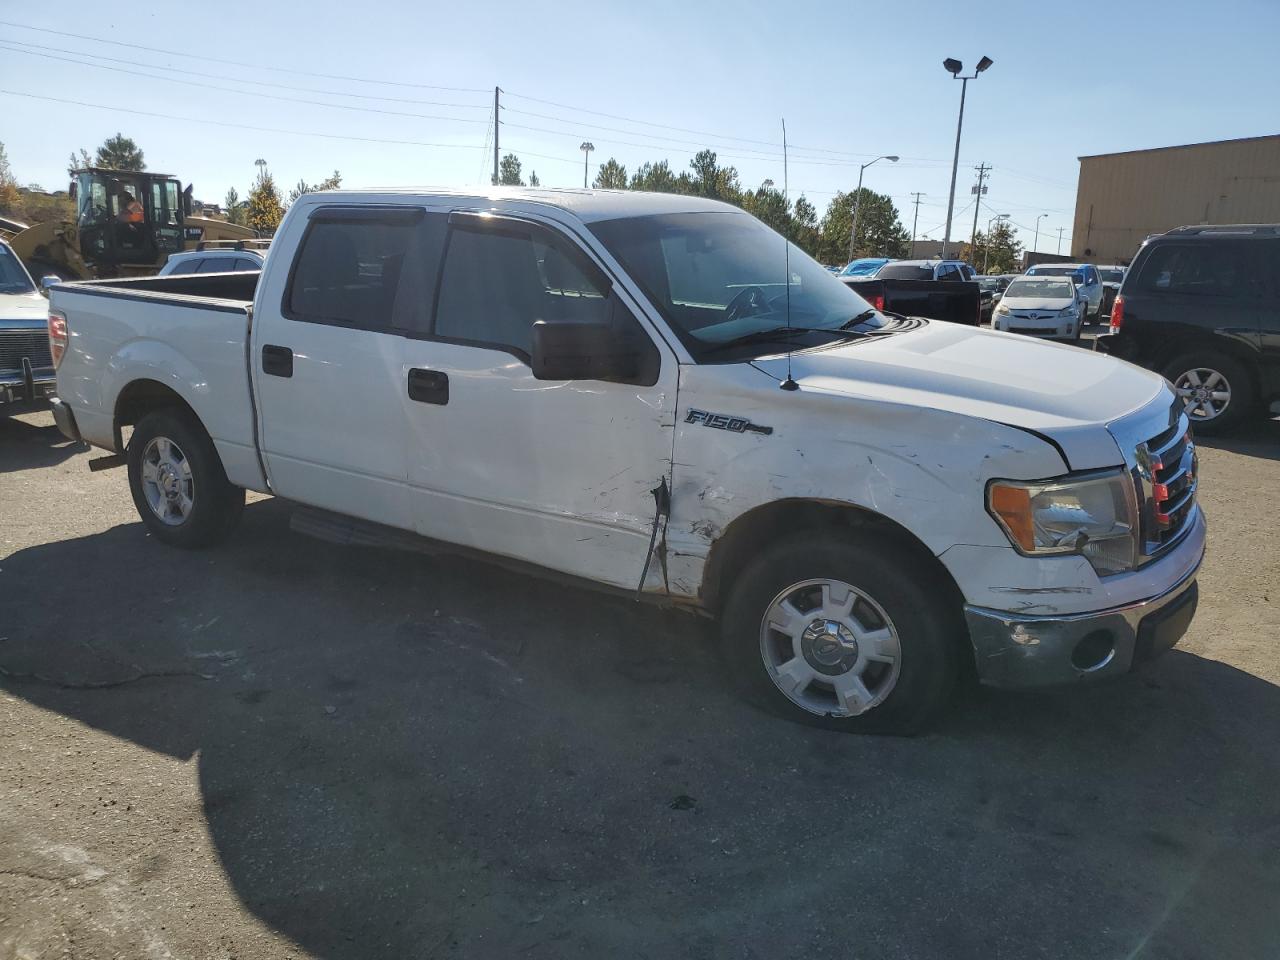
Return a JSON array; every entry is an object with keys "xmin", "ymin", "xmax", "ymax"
[
  {"xmin": 1033, "ymin": 213, "xmax": 1047, "ymax": 253},
  {"xmin": 847, "ymin": 154, "xmax": 898, "ymax": 263},
  {"xmin": 940, "ymin": 56, "xmax": 993, "ymax": 260},
  {"xmin": 579, "ymin": 141, "xmax": 594, "ymax": 189}
]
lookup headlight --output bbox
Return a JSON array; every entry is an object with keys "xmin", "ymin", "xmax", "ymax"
[
  {"xmin": 1059, "ymin": 307, "xmax": 1076, "ymax": 317},
  {"xmin": 995, "ymin": 303, "xmax": 1009, "ymax": 315},
  {"xmin": 987, "ymin": 469, "xmax": 1139, "ymax": 575}
]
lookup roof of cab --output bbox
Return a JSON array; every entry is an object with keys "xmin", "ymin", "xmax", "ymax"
[{"xmin": 293, "ymin": 186, "xmax": 743, "ymax": 223}]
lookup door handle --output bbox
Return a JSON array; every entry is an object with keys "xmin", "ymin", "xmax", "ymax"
[
  {"xmin": 407, "ymin": 368, "xmax": 449, "ymax": 405},
  {"xmin": 262, "ymin": 344, "xmax": 293, "ymax": 378}
]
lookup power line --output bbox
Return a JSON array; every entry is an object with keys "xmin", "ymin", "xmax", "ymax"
[
  {"xmin": 0, "ymin": 88, "xmax": 488, "ymax": 151},
  {"xmin": 0, "ymin": 20, "xmax": 489, "ymax": 92},
  {"xmin": 0, "ymin": 44, "xmax": 490, "ymax": 125},
  {"xmin": 0, "ymin": 37, "xmax": 490, "ymax": 109}
]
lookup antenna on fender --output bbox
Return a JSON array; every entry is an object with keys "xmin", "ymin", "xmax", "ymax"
[{"xmin": 779, "ymin": 117, "xmax": 799, "ymax": 392}]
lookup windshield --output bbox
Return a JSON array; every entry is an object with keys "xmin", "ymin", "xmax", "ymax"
[
  {"xmin": 588, "ymin": 212, "xmax": 885, "ymax": 358},
  {"xmin": 976, "ymin": 277, "xmax": 1002, "ymax": 291},
  {"xmin": 1101, "ymin": 268, "xmax": 1125, "ymax": 283},
  {"xmin": 877, "ymin": 263, "xmax": 936, "ymax": 280},
  {"xmin": 0, "ymin": 244, "xmax": 35, "ymax": 294},
  {"xmin": 1028, "ymin": 266, "xmax": 1074, "ymax": 277},
  {"xmin": 840, "ymin": 258, "xmax": 888, "ymax": 277},
  {"xmin": 1005, "ymin": 278, "xmax": 1074, "ymax": 299}
]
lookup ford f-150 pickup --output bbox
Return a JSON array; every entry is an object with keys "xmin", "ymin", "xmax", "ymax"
[{"xmin": 47, "ymin": 188, "xmax": 1205, "ymax": 734}]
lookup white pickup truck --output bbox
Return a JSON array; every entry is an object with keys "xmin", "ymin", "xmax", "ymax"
[{"xmin": 47, "ymin": 188, "xmax": 1205, "ymax": 734}]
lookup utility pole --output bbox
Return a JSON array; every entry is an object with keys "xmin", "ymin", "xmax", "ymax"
[
  {"xmin": 492, "ymin": 86, "xmax": 500, "ymax": 186},
  {"xmin": 909, "ymin": 192, "xmax": 924, "ymax": 257},
  {"xmin": 969, "ymin": 162, "xmax": 990, "ymax": 255},
  {"xmin": 1057, "ymin": 227, "xmax": 1066, "ymax": 255}
]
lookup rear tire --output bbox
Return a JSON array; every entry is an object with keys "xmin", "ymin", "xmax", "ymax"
[
  {"xmin": 720, "ymin": 534, "xmax": 961, "ymax": 735},
  {"xmin": 1163, "ymin": 351, "xmax": 1255, "ymax": 436},
  {"xmin": 127, "ymin": 409, "xmax": 244, "ymax": 548}
]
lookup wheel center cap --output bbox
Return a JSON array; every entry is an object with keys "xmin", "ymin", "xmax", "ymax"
[{"xmin": 801, "ymin": 619, "xmax": 859, "ymax": 674}]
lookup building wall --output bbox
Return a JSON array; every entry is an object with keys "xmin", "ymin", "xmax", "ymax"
[{"xmin": 1072, "ymin": 134, "xmax": 1280, "ymax": 265}]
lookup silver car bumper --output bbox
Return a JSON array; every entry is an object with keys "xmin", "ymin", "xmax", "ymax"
[{"xmin": 964, "ymin": 558, "xmax": 1202, "ymax": 688}]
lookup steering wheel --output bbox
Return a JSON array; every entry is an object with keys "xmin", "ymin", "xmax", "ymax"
[{"xmin": 722, "ymin": 285, "xmax": 771, "ymax": 324}]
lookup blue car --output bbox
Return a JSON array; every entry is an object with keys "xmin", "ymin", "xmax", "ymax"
[{"xmin": 839, "ymin": 257, "xmax": 891, "ymax": 278}]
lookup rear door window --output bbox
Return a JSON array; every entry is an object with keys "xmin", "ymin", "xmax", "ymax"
[
  {"xmin": 167, "ymin": 258, "xmax": 201, "ymax": 275},
  {"xmin": 1136, "ymin": 243, "xmax": 1254, "ymax": 299},
  {"xmin": 197, "ymin": 257, "xmax": 234, "ymax": 273},
  {"xmin": 285, "ymin": 208, "xmax": 444, "ymax": 332}
]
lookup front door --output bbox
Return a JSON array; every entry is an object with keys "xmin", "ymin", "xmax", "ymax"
[
  {"xmin": 398, "ymin": 210, "xmax": 678, "ymax": 591},
  {"xmin": 253, "ymin": 205, "xmax": 428, "ymax": 528}
]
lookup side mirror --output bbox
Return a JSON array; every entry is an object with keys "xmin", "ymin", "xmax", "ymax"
[
  {"xmin": 182, "ymin": 185, "xmax": 194, "ymax": 219},
  {"xmin": 40, "ymin": 275, "xmax": 61, "ymax": 293},
  {"xmin": 531, "ymin": 319, "xmax": 641, "ymax": 383}
]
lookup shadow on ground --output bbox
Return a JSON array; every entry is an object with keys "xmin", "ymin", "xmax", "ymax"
[
  {"xmin": 3, "ymin": 499, "xmax": 1279, "ymax": 959},
  {"xmin": 0, "ymin": 409, "xmax": 88, "ymax": 473},
  {"xmin": 1195, "ymin": 416, "xmax": 1280, "ymax": 462}
]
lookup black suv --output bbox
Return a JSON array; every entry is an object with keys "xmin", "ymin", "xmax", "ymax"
[{"xmin": 1100, "ymin": 224, "xmax": 1280, "ymax": 434}]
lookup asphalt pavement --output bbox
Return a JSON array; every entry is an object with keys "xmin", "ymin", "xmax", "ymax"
[{"xmin": 2, "ymin": 407, "xmax": 1279, "ymax": 959}]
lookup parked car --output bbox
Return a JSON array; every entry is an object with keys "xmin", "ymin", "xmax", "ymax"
[
  {"xmin": 1099, "ymin": 223, "xmax": 1280, "ymax": 434},
  {"xmin": 0, "ymin": 239, "xmax": 57, "ymax": 411},
  {"xmin": 976, "ymin": 276, "xmax": 1007, "ymax": 322},
  {"xmin": 839, "ymin": 257, "xmax": 891, "ymax": 278},
  {"xmin": 879, "ymin": 259, "xmax": 976, "ymax": 282},
  {"xmin": 48, "ymin": 188, "xmax": 1204, "ymax": 735},
  {"xmin": 1097, "ymin": 264, "xmax": 1127, "ymax": 319},
  {"xmin": 992, "ymin": 275, "xmax": 1085, "ymax": 341},
  {"xmin": 1025, "ymin": 262, "xmax": 1104, "ymax": 322},
  {"xmin": 159, "ymin": 240, "xmax": 270, "ymax": 276},
  {"xmin": 844, "ymin": 258, "xmax": 982, "ymax": 325}
]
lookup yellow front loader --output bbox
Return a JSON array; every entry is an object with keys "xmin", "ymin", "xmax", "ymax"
[{"xmin": 0, "ymin": 168, "xmax": 258, "ymax": 281}]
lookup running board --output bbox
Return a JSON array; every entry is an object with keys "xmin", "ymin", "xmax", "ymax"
[{"xmin": 289, "ymin": 506, "xmax": 425, "ymax": 553}]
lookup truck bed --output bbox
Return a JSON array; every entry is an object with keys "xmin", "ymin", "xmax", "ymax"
[
  {"xmin": 843, "ymin": 277, "xmax": 981, "ymax": 326},
  {"xmin": 49, "ymin": 271, "xmax": 264, "ymax": 489}
]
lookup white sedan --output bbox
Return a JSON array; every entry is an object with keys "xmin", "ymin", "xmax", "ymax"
[{"xmin": 991, "ymin": 276, "xmax": 1084, "ymax": 341}]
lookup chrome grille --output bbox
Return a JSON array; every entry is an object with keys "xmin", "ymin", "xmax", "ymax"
[
  {"xmin": 1134, "ymin": 413, "xmax": 1198, "ymax": 561},
  {"xmin": 0, "ymin": 330, "xmax": 53, "ymax": 373}
]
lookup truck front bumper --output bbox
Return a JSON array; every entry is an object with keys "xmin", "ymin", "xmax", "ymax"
[
  {"xmin": 0, "ymin": 363, "xmax": 56, "ymax": 408},
  {"xmin": 964, "ymin": 557, "xmax": 1202, "ymax": 688}
]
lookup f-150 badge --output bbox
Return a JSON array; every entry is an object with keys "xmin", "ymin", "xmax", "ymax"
[{"xmin": 685, "ymin": 408, "xmax": 773, "ymax": 435}]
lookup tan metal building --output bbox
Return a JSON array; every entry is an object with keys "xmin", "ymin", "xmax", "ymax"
[{"xmin": 1072, "ymin": 133, "xmax": 1280, "ymax": 264}]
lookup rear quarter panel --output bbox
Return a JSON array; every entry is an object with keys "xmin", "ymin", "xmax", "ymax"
[{"xmin": 52, "ymin": 287, "xmax": 260, "ymax": 487}]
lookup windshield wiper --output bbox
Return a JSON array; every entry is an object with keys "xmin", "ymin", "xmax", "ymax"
[
  {"xmin": 839, "ymin": 309, "xmax": 879, "ymax": 330},
  {"xmin": 701, "ymin": 326, "xmax": 866, "ymax": 356}
]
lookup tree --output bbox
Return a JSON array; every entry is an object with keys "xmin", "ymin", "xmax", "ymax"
[
  {"xmin": 498, "ymin": 153, "xmax": 524, "ymax": 186},
  {"xmin": 593, "ymin": 158, "xmax": 628, "ymax": 190},
  {"xmin": 66, "ymin": 148, "xmax": 92, "ymax": 176},
  {"xmin": 528, "ymin": 170, "xmax": 540, "ymax": 187},
  {"xmin": 817, "ymin": 188, "xmax": 909, "ymax": 264},
  {"xmin": 791, "ymin": 194, "xmax": 820, "ymax": 259},
  {"xmin": 965, "ymin": 221, "xmax": 1022, "ymax": 274},
  {"xmin": 288, "ymin": 170, "xmax": 343, "ymax": 205},
  {"xmin": 687, "ymin": 150, "xmax": 740, "ymax": 202},
  {"xmin": 94, "ymin": 133, "xmax": 145, "ymax": 171},
  {"xmin": 741, "ymin": 185, "xmax": 790, "ymax": 235},
  {"xmin": 224, "ymin": 187, "xmax": 247, "ymax": 225},
  {"xmin": 246, "ymin": 170, "xmax": 284, "ymax": 234},
  {"xmin": 630, "ymin": 160, "xmax": 684, "ymax": 194},
  {"xmin": 0, "ymin": 141, "xmax": 19, "ymax": 216}
]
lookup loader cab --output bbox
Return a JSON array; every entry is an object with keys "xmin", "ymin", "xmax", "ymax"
[{"xmin": 72, "ymin": 168, "xmax": 186, "ymax": 269}]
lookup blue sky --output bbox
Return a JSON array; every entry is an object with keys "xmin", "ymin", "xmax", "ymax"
[{"xmin": 2, "ymin": 0, "xmax": 1277, "ymax": 255}]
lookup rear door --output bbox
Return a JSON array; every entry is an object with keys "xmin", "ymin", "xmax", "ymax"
[
  {"xmin": 397, "ymin": 209, "xmax": 677, "ymax": 591},
  {"xmin": 1125, "ymin": 239, "xmax": 1266, "ymax": 373},
  {"xmin": 252, "ymin": 205, "xmax": 425, "ymax": 529}
]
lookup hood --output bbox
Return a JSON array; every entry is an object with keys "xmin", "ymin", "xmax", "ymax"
[
  {"xmin": 750, "ymin": 322, "xmax": 1167, "ymax": 470},
  {"xmin": 1000, "ymin": 296, "xmax": 1074, "ymax": 311},
  {"xmin": 0, "ymin": 290, "xmax": 48, "ymax": 324}
]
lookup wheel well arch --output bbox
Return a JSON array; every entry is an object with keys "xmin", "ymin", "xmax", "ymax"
[
  {"xmin": 113, "ymin": 379, "xmax": 200, "ymax": 450},
  {"xmin": 1155, "ymin": 336, "xmax": 1263, "ymax": 395},
  {"xmin": 700, "ymin": 498, "xmax": 965, "ymax": 618}
]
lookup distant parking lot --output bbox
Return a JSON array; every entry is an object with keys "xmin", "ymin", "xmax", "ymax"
[{"xmin": 2, "ymin": 407, "xmax": 1279, "ymax": 959}]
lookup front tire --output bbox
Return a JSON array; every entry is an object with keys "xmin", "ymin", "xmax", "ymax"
[
  {"xmin": 720, "ymin": 535, "xmax": 961, "ymax": 735},
  {"xmin": 127, "ymin": 409, "xmax": 244, "ymax": 548},
  {"xmin": 1163, "ymin": 351, "xmax": 1255, "ymax": 436}
]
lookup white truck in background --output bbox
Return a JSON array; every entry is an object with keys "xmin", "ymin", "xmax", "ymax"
[{"xmin": 47, "ymin": 188, "xmax": 1205, "ymax": 734}]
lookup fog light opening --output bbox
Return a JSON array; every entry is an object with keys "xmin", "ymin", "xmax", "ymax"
[{"xmin": 1072, "ymin": 630, "xmax": 1116, "ymax": 672}]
